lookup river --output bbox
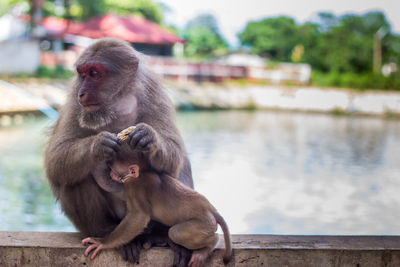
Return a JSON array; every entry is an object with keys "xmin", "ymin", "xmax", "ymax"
[{"xmin": 0, "ymin": 111, "xmax": 399, "ymax": 235}]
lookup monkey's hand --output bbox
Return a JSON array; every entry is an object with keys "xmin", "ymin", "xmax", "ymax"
[
  {"xmin": 90, "ymin": 131, "xmax": 121, "ymax": 161},
  {"xmin": 82, "ymin": 237, "xmax": 105, "ymax": 260},
  {"xmin": 127, "ymin": 123, "xmax": 159, "ymax": 153}
]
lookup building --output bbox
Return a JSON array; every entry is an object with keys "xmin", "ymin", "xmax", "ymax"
[
  {"xmin": 41, "ymin": 14, "xmax": 184, "ymax": 56},
  {"xmin": 0, "ymin": 12, "xmax": 40, "ymax": 74},
  {"xmin": 39, "ymin": 15, "xmax": 311, "ymax": 84}
]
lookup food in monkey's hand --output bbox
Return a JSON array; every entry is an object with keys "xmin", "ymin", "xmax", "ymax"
[{"xmin": 117, "ymin": 126, "xmax": 136, "ymax": 143}]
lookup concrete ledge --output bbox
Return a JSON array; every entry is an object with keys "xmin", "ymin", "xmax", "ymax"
[{"xmin": 1, "ymin": 232, "xmax": 400, "ymax": 266}]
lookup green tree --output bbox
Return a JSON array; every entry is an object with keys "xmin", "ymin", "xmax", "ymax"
[
  {"xmin": 238, "ymin": 16, "xmax": 300, "ymax": 61},
  {"xmin": 42, "ymin": 0, "xmax": 162, "ymax": 22},
  {"xmin": 104, "ymin": 0, "xmax": 162, "ymax": 24},
  {"xmin": 308, "ymin": 11, "xmax": 392, "ymax": 73},
  {"xmin": 386, "ymin": 34, "xmax": 400, "ymax": 63},
  {"xmin": 239, "ymin": 11, "xmax": 399, "ymax": 74},
  {"xmin": 75, "ymin": 0, "xmax": 106, "ymax": 20},
  {"xmin": 182, "ymin": 13, "xmax": 228, "ymax": 58},
  {"xmin": 0, "ymin": 0, "xmax": 27, "ymax": 15}
]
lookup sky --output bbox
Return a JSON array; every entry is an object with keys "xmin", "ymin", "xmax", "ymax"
[{"xmin": 159, "ymin": 0, "xmax": 400, "ymax": 47}]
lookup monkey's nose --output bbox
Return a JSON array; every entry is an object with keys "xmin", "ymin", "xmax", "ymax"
[{"xmin": 78, "ymin": 93, "xmax": 90, "ymax": 106}]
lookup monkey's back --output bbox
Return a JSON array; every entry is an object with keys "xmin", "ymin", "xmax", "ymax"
[{"xmin": 137, "ymin": 172, "xmax": 218, "ymax": 227}]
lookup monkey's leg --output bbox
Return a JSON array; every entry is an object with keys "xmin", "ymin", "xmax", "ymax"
[
  {"xmin": 59, "ymin": 177, "xmax": 119, "ymax": 237},
  {"xmin": 123, "ymin": 221, "xmax": 192, "ymax": 267},
  {"xmin": 169, "ymin": 219, "xmax": 219, "ymax": 267}
]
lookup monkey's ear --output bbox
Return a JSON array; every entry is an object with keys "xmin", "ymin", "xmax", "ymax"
[
  {"xmin": 129, "ymin": 55, "xmax": 139, "ymax": 73},
  {"xmin": 128, "ymin": 164, "xmax": 140, "ymax": 178}
]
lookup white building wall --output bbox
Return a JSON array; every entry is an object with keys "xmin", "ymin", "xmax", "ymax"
[{"xmin": 0, "ymin": 40, "xmax": 40, "ymax": 74}]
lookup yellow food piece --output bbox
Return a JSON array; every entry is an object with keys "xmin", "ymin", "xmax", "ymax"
[{"xmin": 117, "ymin": 126, "xmax": 136, "ymax": 142}]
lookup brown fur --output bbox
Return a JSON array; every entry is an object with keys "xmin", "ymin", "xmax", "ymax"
[
  {"xmin": 82, "ymin": 160, "xmax": 232, "ymax": 267},
  {"xmin": 44, "ymin": 38, "xmax": 193, "ymax": 246}
]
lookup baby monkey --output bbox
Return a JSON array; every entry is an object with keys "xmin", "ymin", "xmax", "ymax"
[{"xmin": 82, "ymin": 153, "xmax": 232, "ymax": 267}]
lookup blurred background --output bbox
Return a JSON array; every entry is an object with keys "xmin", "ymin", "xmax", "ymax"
[{"xmin": 0, "ymin": 0, "xmax": 400, "ymax": 235}]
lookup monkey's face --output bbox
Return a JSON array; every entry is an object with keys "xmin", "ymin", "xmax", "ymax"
[
  {"xmin": 74, "ymin": 38, "xmax": 139, "ymax": 129},
  {"xmin": 109, "ymin": 161, "xmax": 140, "ymax": 183},
  {"xmin": 76, "ymin": 63, "xmax": 107, "ymax": 112},
  {"xmin": 109, "ymin": 161, "xmax": 130, "ymax": 183}
]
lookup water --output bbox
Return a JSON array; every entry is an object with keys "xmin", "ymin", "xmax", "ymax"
[
  {"xmin": 0, "ymin": 116, "xmax": 74, "ymax": 231},
  {"xmin": 1, "ymin": 111, "xmax": 399, "ymax": 235}
]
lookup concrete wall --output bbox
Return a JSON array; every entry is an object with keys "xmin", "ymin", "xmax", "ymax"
[
  {"xmin": 171, "ymin": 86, "xmax": 400, "ymax": 115},
  {"xmin": 0, "ymin": 40, "xmax": 40, "ymax": 74},
  {"xmin": 1, "ymin": 232, "xmax": 400, "ymax": 266}
]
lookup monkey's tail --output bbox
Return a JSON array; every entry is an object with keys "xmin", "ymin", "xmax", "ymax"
[{"xmin": 214, "ymin": 212, "xmax": 232, "ymax": 264}]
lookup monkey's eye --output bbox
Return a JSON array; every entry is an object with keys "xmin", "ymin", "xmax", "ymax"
[{"xmin": 89, "ymin": 69, "xmax": 101, "ymax": 79}]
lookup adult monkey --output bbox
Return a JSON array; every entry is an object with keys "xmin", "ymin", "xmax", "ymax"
[{"xmin": 45, "ymin": 38, "xmax": 193, "ymax": 265}]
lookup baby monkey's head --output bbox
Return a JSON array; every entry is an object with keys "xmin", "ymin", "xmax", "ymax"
[
  {"xmin": 109, "ymin": 145, "xmax": 149, "ymax": 183},
  {"xmin": 109, "ymin": 160, "xmax": 140, "ymax": 183}
]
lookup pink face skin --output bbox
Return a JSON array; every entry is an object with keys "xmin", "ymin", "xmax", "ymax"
[
  {"xmin": 109, "ymin": 162, "xmax": 140, "ymax": 183},
  {"xmin": 76, "ymin": 63, "xmax": 107, "ymax": 112}
]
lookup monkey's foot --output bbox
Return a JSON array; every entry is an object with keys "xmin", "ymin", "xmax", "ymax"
[
  {"xmin": 168, "ymin": 240, "xmax": 192, "ymax": 267},
  {"xmin": 121, "ymin": 236, "xmax": 145, "ymax": 264},
  {"xmin": 188, "ymin": 248, "xmax": 209, "ymax": 267},
  {"xmin": 120, "ymin": 221, "xmax": 168, "ymax": 264},
  {"xmin": 82, "ymin": 237, "xmax": 104, "ymax": 260}
]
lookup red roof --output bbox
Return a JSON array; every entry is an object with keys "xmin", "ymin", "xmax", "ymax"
[
  {"xmin": 41, "ymin": 17, "xmax": 70, "ymax": 37},
  {"xmin": 42, "ymin": 14, "xmax": 183, "ymax": 45}
]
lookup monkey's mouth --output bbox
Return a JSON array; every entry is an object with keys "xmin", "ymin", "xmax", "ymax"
[{"xmin": 82, "ymin": 104, "xmax": 101, "ymax": 112}]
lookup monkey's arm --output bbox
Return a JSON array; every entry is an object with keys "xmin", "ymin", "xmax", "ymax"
[
  {"xmin": 45, "ymin": 115, "xmax": 120, "ymax": 189},
  {"xmin": 128, "ymin": 122, "xmax": 184, "ymax": 178},
  {"xmin": 148, "ymin": 129, "xmax": 184, "ymax": 178},
  {"xmin": 82, "ymin": 210, "xmax": 150, "ymax": 260},
  {"xmin": 104, "ymin": 211, "xmax": 150, "ymax": 247},
  {"xmin": 46, "ymin": 136, "xmax": 94, "ymax": 187}
]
